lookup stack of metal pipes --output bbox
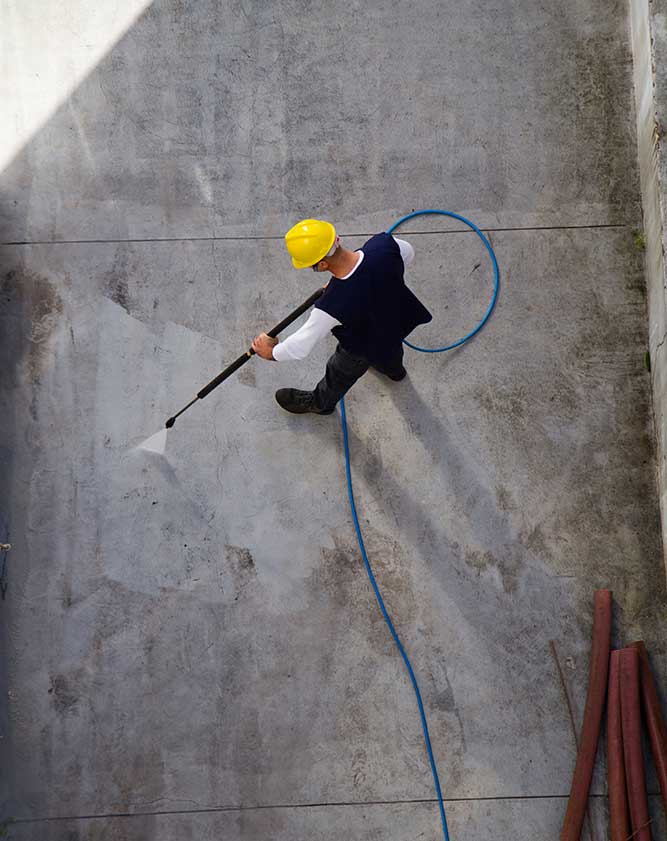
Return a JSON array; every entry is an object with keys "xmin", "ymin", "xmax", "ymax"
[{"xmin": 560, "ymin": 590, "xmax": 667, "ymax": 841}]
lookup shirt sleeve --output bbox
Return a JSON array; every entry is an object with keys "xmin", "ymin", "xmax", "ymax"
[
  {"xmin": 392, "ymin": 236, "xmax": 415, "ymax": 267},
  {"xmin": 272, "ymin": 307, "xmax": 341, "ymax": 361}
]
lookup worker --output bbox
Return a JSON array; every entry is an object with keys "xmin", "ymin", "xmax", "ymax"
[{"xmin": 251, "ymin": 218, "xmax": 432, "ymax": 415}]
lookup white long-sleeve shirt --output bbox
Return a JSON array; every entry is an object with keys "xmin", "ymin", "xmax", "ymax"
[{"xmin": 272, "ymin": 237, "xmax": 415, "ymax": 361}]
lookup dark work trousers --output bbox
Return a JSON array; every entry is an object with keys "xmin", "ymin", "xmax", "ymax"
[{"xmin": 313, "ymin": 343, "xmax": 405, "ymax": 412}]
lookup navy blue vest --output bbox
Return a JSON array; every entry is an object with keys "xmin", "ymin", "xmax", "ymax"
[{"xmin": 315, "ymin": 233, "xmax": 432, "ymax": 365}]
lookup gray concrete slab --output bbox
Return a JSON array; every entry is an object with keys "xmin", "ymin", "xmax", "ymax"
[
  {"xmin": 1, "ymin": 227, "xmax": 665, "ymax": 839},
  {"xmin": 0, "ymin": 0, "xmax": 641, "ymax": 244},
  {"xmin": 3, "ymin": 1, "xmax": 667, "ymax": 840}
]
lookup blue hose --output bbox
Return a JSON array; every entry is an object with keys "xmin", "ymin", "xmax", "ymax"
[
  {"xmin": 339, "ymin": 210, "xmax": 500, "ymax": 841},
  {"xmin": 389, "ymin": 209, "xmax": 500, "ymax": 352}
]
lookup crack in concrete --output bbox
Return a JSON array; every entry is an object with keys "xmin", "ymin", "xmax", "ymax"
[
  {"xmin": 112, "ymin": 796, "xmax": 203, "ymax": 810},
  {"xmin": 0, "ymin": 223, "xmax": 629, "ymax": 248},
  {"xmin": 13, "ymin": 791, "xmax": 664, "ymax": 825},
  {"xmin": 654, "ymin": 329, "xmax": 667, "ymax": 351}
]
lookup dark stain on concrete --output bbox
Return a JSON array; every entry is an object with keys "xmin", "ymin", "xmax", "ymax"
[
  {"xmin": 351, "ymin": 747, "xmax": 367, "ymax": 788},
  {"xmin": 360, "ymin": 427, "xmax": 384, "ymax": 487},
  {"xmin": 573, "ymin": 32, "xmax": 639, "ymax": 216},
  {"xmin": 49, "ymin": 673, "xmax": 80, "ymax": 715},
  {"xmin": 237, "ymin": 364, "xmax": 257, "ymax": 388},
  {"xmin": 316, "ymin": 542, "xmax": 360, "ymax": 609},
  {"xmin": 425, "ymin": 646, "xmax": 467, "ymax": 787},
  {"xmin": 563, "ymin": 282, "xmax": 665, "ymax": 628},
  {"xmin": 464, "ymin": 546, "xmax": 523, "ymax": 594},
  {"xmin": 227, "ymin": 545, "xmax": 255, "ymax": 572},
  {"xmin": 101, "ymin": 247, "xmax": 136, "ymax": 316},
  {"xmin": 47, "ymin": 828, "xmax": 83, "ymax": 841},
  {"xmin": 434, "ymin": 679, "xmax": 457, "ymax": 714},
  {"xmin": 104, "ymin": 272, "xmax": 130, "ymax": 314},
  {"xmin": 225, "ymin": 544, "xmax": 257, "ymax": 601},
  {"xmin": 495, "ymin": 485, "xmax": 515, "ymax": 513},
  {"xmin": 464, "ymin": 548, "xmax": 494, "ymax": 575},
  {"xmin": 61, "ymin": 581, "xmax": 74, "ymax": 609},
  {"xmin": 476, "ymin": 384, "xmax": 529, "ymax": 426},
  {"xmin": 313, "ymin": 529, "xmax": 418, "ymax": 647},
  {"xmin": 522, "ymin": 524, "xmax": 549, "ymax": 558},
  {"xmin": 1, "ymin": 267, "xmax": 63, "ymax": 384}
]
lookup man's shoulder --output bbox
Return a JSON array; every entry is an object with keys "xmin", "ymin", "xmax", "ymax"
[
  {"xmin": 359, "ymin": 235, "xmax": 403, "ymax": 277},
  {"xmin": 363, "ymin": 232, "xmax": 392, "ymax": 250}
]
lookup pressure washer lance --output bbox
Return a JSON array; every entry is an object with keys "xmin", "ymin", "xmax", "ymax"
[{"xmin": 165, "ymin": 286, "xmax": 325, "ymax": 429}]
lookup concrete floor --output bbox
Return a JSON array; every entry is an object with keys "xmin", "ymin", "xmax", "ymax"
[{"xmin": 1, "ymin": 1, "xmax": 666, "ymax": 839}]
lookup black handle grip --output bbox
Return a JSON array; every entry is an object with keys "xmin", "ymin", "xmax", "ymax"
[{"xmin": 196, "ymin": 286, "xmax": 325, "ymax": 400}]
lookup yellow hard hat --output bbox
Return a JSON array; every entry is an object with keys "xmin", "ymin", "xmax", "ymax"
[{"xmin": 285, "ymin": 219, "xmax": 336, "ymax": 269}]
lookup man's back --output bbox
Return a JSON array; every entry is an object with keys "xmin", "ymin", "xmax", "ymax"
[{"xmin": 317, "ymin": 232, "xmax": 432, "ymax": 366}]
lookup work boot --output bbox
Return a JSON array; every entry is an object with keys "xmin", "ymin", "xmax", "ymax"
[
  {"xmin": 275, "ymin": 388, "xmax": 334, "ymax": 415},
  {"xmin": 372, "ymin": 364, "xmax": 407, "ymax": 382}
]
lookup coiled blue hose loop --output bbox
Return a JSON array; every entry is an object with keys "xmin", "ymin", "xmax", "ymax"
[
  {"xmin": 339, "ymin": 210, "xmax": 499, "ymax": 841},
  {"xmin": 388, "ymin": 209, "xmax": 500, "ymax": 352}
]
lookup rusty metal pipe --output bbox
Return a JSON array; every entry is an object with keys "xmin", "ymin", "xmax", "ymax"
[
  {"xmin": 620, "ymin": 647, "xmax": 653, "ymax": 841},
  {"xmin": 607, "ymin": 650, "xmax": 631, "ymax": 841},
  {"xmin": 560, "ymin": 589, "xmax": 612, "ymax": 841},
  {"xmin": 629, "ymin": 640, "xmax": 667, "ymax": 820}
]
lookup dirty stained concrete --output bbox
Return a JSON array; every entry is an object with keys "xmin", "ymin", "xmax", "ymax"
[{"xmin": 1, "ymin": 1, "xmax": 667, "ymax": 840}]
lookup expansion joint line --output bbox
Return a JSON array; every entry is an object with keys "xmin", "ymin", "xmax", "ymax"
[
  {"xmin": 11, "ymin": 792, "xmax": 626, "ymax": 826},
  {"xmin": 0, "ymin": 223, "xmax": 628, "ymax": 248}
]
